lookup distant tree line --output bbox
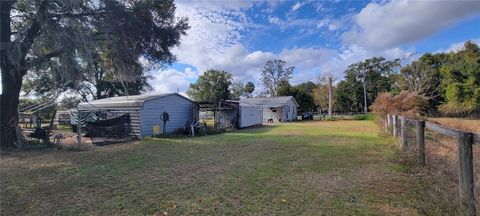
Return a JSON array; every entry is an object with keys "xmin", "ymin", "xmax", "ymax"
[
  {"xmin": 325, "ymin": 41, "xmax": 480, "ymax": 116},
  {"xmin": 187, "ymin": 41, "xmax": 479, "ymax": 117}
]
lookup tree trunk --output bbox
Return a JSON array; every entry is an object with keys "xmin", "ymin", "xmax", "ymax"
[
  {"xmin": 0, "ymin": 1, "xmax": 20, "ymax": 149},
  {"xmin": 363, "ymin": 78, "xmax": 368, "ymax": 114},
  {"xmin": 328, "ymin": 76, "xmax": 333, "ymax": 117},
  {"xmin": 1, "ymin": 1, "xmax": 41, "ymax": 148},
  {"xmin": 0, "ymin": 66, "xmax": 24, "ymax": 148}
]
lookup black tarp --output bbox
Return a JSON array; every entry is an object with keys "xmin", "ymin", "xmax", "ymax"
[{"xmin": 85, "ymin": 114, "xmax": 131, "ymax": 139}]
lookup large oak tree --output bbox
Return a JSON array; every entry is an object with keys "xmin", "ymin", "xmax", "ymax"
[{"xmin": 0, "ymin": 0, "xmax": 188, "ymax": 148}]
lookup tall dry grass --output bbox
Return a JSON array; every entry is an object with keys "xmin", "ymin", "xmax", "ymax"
[
  {"xmin": 421, "ymin": 132, "xmax": 480, "ymax": 214},
  {"xmin": 370, "ymin": 91, "xmax": 428, "ymax": 131},
  {"xmin": 370, "ymin": 91, "xmax": 428, "ymax": 118},
  {"xmin": 429, "ymin": 118, "xmax": 480, "ymax": 133}
]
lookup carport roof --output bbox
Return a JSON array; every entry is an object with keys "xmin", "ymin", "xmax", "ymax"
[
  {"xmin": 78, "ymin": 93, "xmax": 194, "ymax": 110},
  {"xmin": 240, "ymin": 96, "xmax": 299, "ymax": 108}
]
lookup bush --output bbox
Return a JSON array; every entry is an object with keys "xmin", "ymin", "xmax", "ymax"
[
  {"xmin": 370, "ymin": 91, "xmax": 428, "ymax": 118},
  {"xmin": 324, "ymin": 116, "xmax": 337, "ymax": 121},
  {"xmin": 352, "ymin": 113, "xmax": 375, "ymax": 121}
]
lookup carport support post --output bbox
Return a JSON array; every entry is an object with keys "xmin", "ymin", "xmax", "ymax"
[
  {"xmin": 416, "ymin": 120, "xmax": 425, "ymax": 166},
  {"xmin": 458, "ymin": 132, "xmax": 475, "ymax": 215},
  {"xmin": 400, "ymin": 116, "xmax": 408, "ymax": 153},
  {"xmin": 77, "ymin": 110, "xmax": 81, "ymax": 148}
]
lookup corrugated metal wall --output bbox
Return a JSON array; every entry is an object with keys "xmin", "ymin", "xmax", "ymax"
[{"xmin": 140, "ymin": 95, "xmax": 196, "ymax": 137}]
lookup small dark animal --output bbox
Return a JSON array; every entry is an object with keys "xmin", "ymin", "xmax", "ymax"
[{"xmin": 267, "ymin": 118, "xmax": 274, "ymax": 123}]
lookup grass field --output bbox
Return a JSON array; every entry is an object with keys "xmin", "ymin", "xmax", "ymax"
[{"xmin": 0, "ymin": 121, "xmax": 460, "ymax": 215}]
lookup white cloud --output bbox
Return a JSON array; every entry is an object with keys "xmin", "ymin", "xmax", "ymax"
[
  {"xmin": 149, "ymin": 0, "xmax": 419, "ymax": 94},
  {"xmin": 170, "ymin": 1, "xmax": 257, "ymax": 74},
  {"xmin": 149, "ymin": 68, "xmax": 199, "ymax": 94},
  {"xmin": 268, "ymin": 16, "xmax": 282, "ymax": 25},
  {"xmin": 291, "ymin": 2, "xmax": 304, "ymax": 12},
  {"xmin": 344, "ymin": 0, "xmax": 480, "ymax": 50},
  {"xmin": 318, "ymin": 45, "xmax": 413, "ymax": 80},
  {"xmin": 437, "ymin": 38, "xmax": 480, "ymax": 53},
  {"xmin": 150, "ymin": 43, "xmax": 413, "ymax": 94}
]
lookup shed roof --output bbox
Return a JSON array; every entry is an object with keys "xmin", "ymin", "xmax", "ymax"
[
  {"xmin": 78, "ymin": 93, "xmax": 194, "ymax": 110},
  {"xmin": 240, "ymin": 96, "xmax": 299, "ymax": 108}
]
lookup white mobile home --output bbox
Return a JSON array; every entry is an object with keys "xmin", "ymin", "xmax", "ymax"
[
  {"xmin": 78, "ymin": 93, "xmax": 198, "ymax": 137},
  {"xmin": 241, "ymin": 96, "xmax": 298, "ymax": 122}
]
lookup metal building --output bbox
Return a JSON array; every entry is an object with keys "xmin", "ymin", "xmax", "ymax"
[
  {"xmin": 214, "ymin": 101, "xmax": 263, "ymax": 130},
  {"xmin": 240, "ymin": 96, "xmax": 298, "ymax": 122},
  {"xmin": 77, "ymin": 93, "xmax": 198, "ymax": 137}
]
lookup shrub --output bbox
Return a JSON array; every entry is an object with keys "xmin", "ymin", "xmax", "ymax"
[
  {"xmin": 352, "ymin": 113, "xmax": 375, "ymax": 121},
  {"xmin": 370, "ymin": 91, "xmax": 428, "ymax": 118},
  {"xmin": 324, "ymin": 116, "xmax": 337, "ymax": 121}
]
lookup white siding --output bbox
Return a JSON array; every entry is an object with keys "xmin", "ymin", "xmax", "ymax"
[
  {"xmin": 262, "ymin": 106, "xmax": 281, "ymax": 122},
  {"xmin": 260, "ymin": 98, "xmax": 298, "ymax": 122},
  {"xmin": 239, "ymin": 105, "xmax": 263, "ymax": 128},
  {"xmin": 140, "ymin": 95, "xmax": 196, "ymax": 137},
  {"xmin": 282, "ymin": 100, "xmax": 297, "ymax": 121}
]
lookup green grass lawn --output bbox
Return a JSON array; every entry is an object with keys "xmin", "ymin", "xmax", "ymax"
[{"xmin": 0, "ymin": 121, "xmax": 451, "ymax": 215}]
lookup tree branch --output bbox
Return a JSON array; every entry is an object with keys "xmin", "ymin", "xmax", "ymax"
[
  {"xmin": 48, "ymin": 11, "xmax": 106, "ymax": 19},
  {"xmin": 26, "ymin": 49, "xmax": 63, "ymax": 68}
]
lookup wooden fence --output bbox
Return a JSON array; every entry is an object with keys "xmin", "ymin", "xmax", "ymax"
[{"xmin": 386, "ymin": 114, "xmax": 479, "ymax": 216}]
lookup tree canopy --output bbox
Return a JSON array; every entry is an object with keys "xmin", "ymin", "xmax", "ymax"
[
  {"xmin": 278, "ymin": 82, "xmax": 315, "ymax": 113},
  {"xmin": 187, "ymin": 70, "xmax": 232, "ymax": 104},
  {"xmin": 0, "ymin": 0, "xmax": 189, "ymax": 148},
  {"xmin": 244, "ymin": 81, "xmax": 255, "ymax": 98},
  {"xmin": 261, "ymin": 60, "xmax": 294, "ymax": 96},
  {"xmin": 397, "ymin": 41, "xmax": 480, "ymax": 116},
  {"xmin": 438, "ymin": 41, "xmax": 480, "ymax": 115},
  {"xmin": 230, "ymin": 82, "xmax": 246, "ymax": 100},
  {"xmin": 341, "ymin": 57, "xmax": 400, "ymax": 112}
]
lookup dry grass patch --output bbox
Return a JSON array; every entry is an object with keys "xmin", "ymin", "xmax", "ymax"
[{"xmin": 429, "ymin": 117, "xmax": 480, "ymax": 133}]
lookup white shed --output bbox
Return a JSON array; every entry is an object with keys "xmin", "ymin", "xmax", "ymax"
[
  {"xmin": 78, "ymin": 93, "xmax": 198, "ymax": 137},
  {"xmin": 240, "ymin": 96, "xmax": 298, "ymax": 122},
  {"xmin": 214, "ymin": 101, "xmax": 262, "ymax": 129},
  {"xmin": 238, "ymin": 102, "xmax": 263, "ymax": 128}
]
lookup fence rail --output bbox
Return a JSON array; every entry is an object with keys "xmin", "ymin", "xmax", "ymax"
[{"xmin": 386, "ymin": 114, "xmax": 478, "ymax": 216}]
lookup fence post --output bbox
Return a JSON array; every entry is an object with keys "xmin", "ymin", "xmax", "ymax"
[
  {"xmin": 387, "ymin": 114, "xmax": 391, "ymax": 127},
  {"xmin": 393, "ymin": 115, "xmax": 397, "ymax": 137},
  {"xmin": 458, "ymin": 132, "xmax": 475, "ymax": 215},
  {"xmin": 384, "ymin": 116, "xmax": 388, "ymax": 133},
  {"xmin": 77, "ymin": 110, "xmax": 81, "ymax": 148},
  {"xmin": 416, "ymin": 120, "xmax": 425, "ymax": 166},
  {"xmin": 400, "ymin": 116, "xmax": 408, "ymax": 152}
]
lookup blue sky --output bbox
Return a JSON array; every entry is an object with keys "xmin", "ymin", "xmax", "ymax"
[{"xmin": 149, "ymin": 0, "xmax": 480, "ymax": 94}]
